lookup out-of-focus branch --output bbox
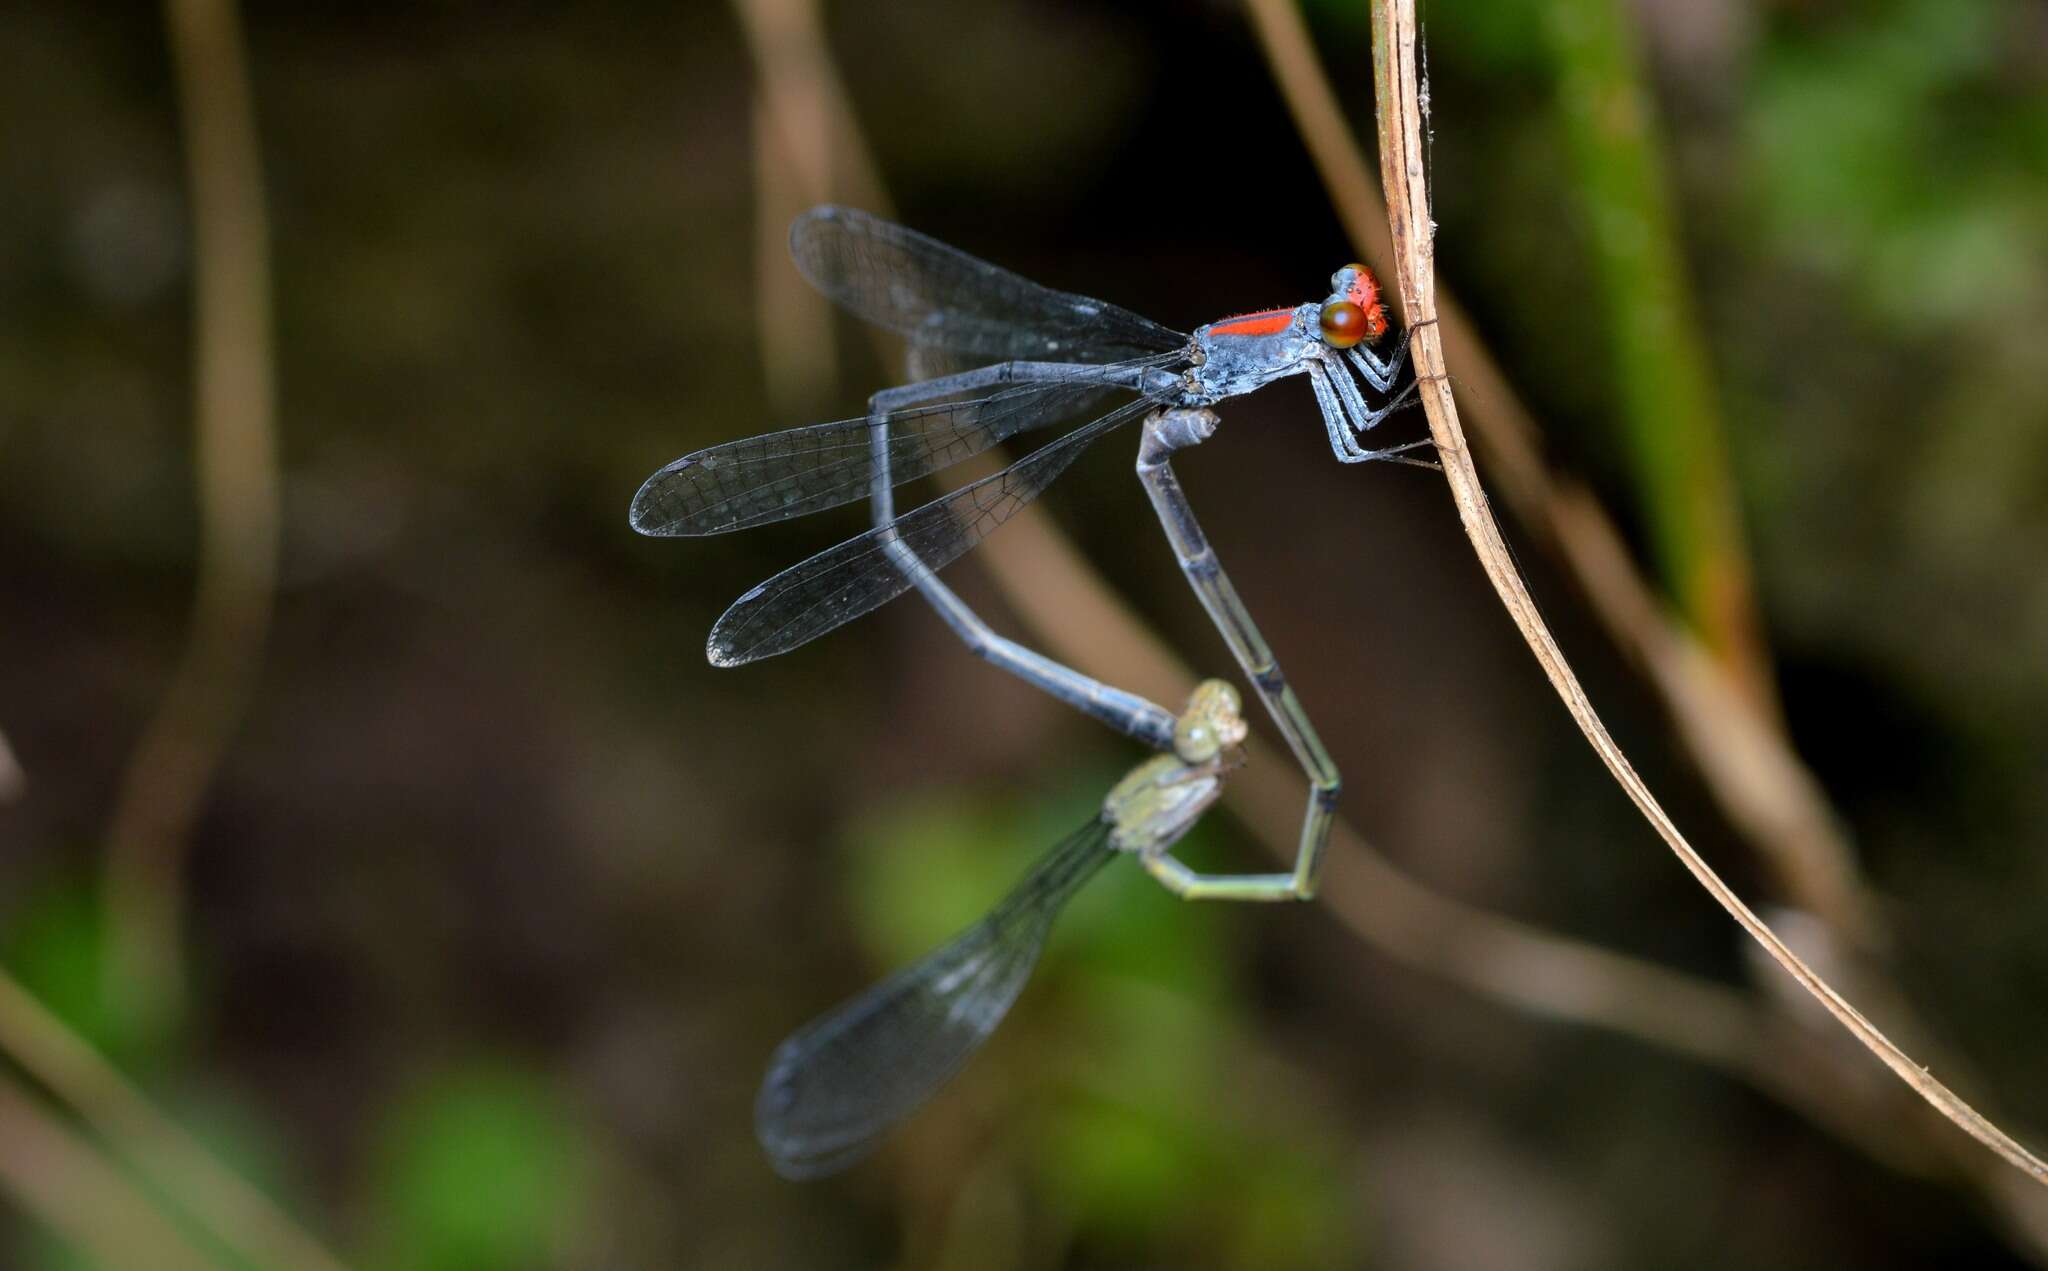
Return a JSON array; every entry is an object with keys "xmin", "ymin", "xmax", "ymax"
[
  {"xmin": 102, "ymin": 0, "xmax": 281, "ymax": 1036},
  {"xmin": 1369, "ymin": 0, "xmax": 2046, "ymax": 1190},
  {"xmin": 0, "ymin": 972, "xmax": 351, "ymax": 1271},
  {"xmin": 0, "ymin": 1078, "xmax": 220, "ymax": 1271},
  {"xmin": 729, "ymin": 0, "xmax": 885, "ymax": 211},
  {"xmin": 27, "ymin": 5, "xmax": 342, "ymax": 1263},
  {"xmin": 735, "ymin": 0, "xmax": 898, "ymax": 421},
  {"xmin": 1239, "ymin": 0, "xmax": 1872, "ymax": 944},
  {"xmin": 0, "ymin": 725, "xmax": 22, "ymax": 803},
  {"xmin": 753, "ymin": 98, "xmax": 838, "ymax": 422},
  {"xmin": 1540, "ymin": 0, "xmax": 1772, "ymax": 708}
]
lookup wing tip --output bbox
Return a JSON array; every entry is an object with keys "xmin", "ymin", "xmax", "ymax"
[
  {"xmin": 755, "ymin": 1050, "xmax": 878, "ymax": 1181},
  {"xmin": 706, "ymin": 625, "xmax": 759, "ymax": 668},
  {"xmin": 795, "ymin": 203, "xmax": 858, "ymax": 227},
  {"xmin": 789, "ymin": 203, "xmax": 859, "ymax": 254},
  {"xmin": 628, "ymin": 458, "xmax": 702, "ymax": 536},
  {"xmin": 627, "ymin": 491, "xmax": 668, "ymax": 537},
  {"xmin": 707, "ymin": 584, "xmax": 771, "ymax": 668}
]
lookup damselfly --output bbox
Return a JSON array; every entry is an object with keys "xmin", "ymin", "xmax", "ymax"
[{"xmin": 633, "ymin": 206, "xmax": 1422, "ymax": 903}]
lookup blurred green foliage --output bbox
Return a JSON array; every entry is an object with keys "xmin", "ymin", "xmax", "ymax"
[
  {"xmin": 1746, "ymin": 0, "xmax": 2047, "ymax": 325},
  {"xmin": 4, "ymin": 880, "xmax": 127, "ymax": 1059},
  {"xmin": 369, "ymin": 1065, "xmax": 583, "ymax": 1271},
  {"xmin": 1542, "ymin": 0, "xmax": 1756, "ymax": 667}
]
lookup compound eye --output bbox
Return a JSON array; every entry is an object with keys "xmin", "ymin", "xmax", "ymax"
[{"xmin": 1319, "ymin": 299, "xmax": 1368, "ymax": 348}]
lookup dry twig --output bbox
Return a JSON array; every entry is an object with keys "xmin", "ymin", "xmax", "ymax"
[
  {"xmin": 0, "ymin": 1, "xmax": 354, "ymax": 1265},
  {"xmin": 0, "ymin": 971, "xmax": 351, "ymax": 1271},
  {"xmin": 0, "ymin": 725, "xmax": 23, "ymax": 804},
  {"xmin": 735, "ymin": 0, "xmax": 888, "ymax": 422},
  {"xmin": 1239, "ymin": 0, "xmax": 1872, "ymax": 944},
  {"xmin": 1368, "ymin": 0, "xmax": 2046, "ymax": 1188},
  {"xmin": 0, "ymin": 1078, "xmax": 220, "ymax": 1271},
  {"xmin": 102, "ymin": 0, "xmax": 282, "ymax": 1034}
]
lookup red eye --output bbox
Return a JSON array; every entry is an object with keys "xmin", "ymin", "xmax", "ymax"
[{"xmin": 1319, "ymin": 300, "xmax": 1368, "ymax": 348}]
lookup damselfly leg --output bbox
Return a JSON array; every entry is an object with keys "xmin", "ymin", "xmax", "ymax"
[{"xmin": 1137, "ymin": 408, "xmax": 1341, "ymax": 899}]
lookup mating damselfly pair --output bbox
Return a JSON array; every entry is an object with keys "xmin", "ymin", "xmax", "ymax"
[{"xmin": 633, "ymin": 206, "xmax": 1423, "ymax": 1177}]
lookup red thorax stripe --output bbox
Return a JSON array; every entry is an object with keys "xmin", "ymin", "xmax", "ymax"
[{"xmin": 1207, "ymin": 308, "xmax": 1294, "ymax": 337}]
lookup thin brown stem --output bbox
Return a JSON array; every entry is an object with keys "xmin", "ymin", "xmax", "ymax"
[
  {"xmin": 1240, "ymin": 0, "xmax": 1873, "ymax": 944},
  {"xmin": 0, "ymin": 725, "xmax": 22, "ymax": 804},
  {"xmin": 1369, "ymin": 0, "xmax": 2046, "ymax": 1189},
  {"xmin": 754, "ymin": 93, "xmax": 839, "ymax": 423},
  {"xmin": 728, "ymin": 0, "xmax": 885, "ymax": 211},
  {"xmin": 0, "ymin": 972, "xmax": 352, "ymax": 1271},
  {"xmin": 0, "ymin": 1078, "xmax": 221, "ymax": 1271},
  {"xmin": 103, "ymin": 0, "xmax": 281, "ymax": 1037}
]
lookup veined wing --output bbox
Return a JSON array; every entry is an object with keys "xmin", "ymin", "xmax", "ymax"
[
  {"xmin": 791, "ymin": 206, "xmax": 1186, "ymax": 365},
  {"xmin": 708, "ymin": 398, "xmax": 1151, "ymax": 666},
  {"xmin": 631, "ymin": 375, "xmax": 1142, "ymax": 538},
  {"xmin": 755, "ymin": 815, "xmax": 1114, "ymax": 1179}
]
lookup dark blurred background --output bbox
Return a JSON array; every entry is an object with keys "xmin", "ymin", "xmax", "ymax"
[{"xmin": 2, "ymin": 0, "xmax": 2046, "ymax": 1267}]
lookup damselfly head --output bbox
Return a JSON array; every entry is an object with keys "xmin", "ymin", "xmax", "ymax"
[
  {"xmin": 1173, "ymin": 679, "xmax": 1248, "ymax": 764},
  {"xmin": 1320, "ymin": 263, "xmax": 1388, "ymax": 347}
]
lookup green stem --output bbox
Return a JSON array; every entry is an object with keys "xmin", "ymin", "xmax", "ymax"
[{"xmin": 1540, "ymin": 0, "xmax": 1773, "ymax": 709}]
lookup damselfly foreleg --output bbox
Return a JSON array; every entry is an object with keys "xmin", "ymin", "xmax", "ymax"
[
  {"xmin": 1135, "ymin": 406, "xmax": 1336, "ymax": 901},
  {"xmin": 1308, "ymin": 361, "xmax": 1431, "ymax": 466},
  {"xmin": 1346, "ymin": 324, "xmax": 1411, "ymax": 394}
]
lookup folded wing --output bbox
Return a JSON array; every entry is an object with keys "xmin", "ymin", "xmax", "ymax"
[
  {"xmin": 755, "ymin": 815, "xmax": 1115, "ymax": 1179},
  {"xmin": 791, "ymin": 205, "xmax": 1186, "ymax": 366},
  {"xmin": 631, "ymin": 377, "xmax": 1132, "ymax": 537},
  {"xmin": 706, "ymin": 398, "xmax": 1150, "ymax": 665}
]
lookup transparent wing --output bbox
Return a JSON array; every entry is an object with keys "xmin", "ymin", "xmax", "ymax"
[
  {"xmin": 755, "ymin": 815, "xmax": 1115, "ymax": 1179},
  {"xmin": 630, "ymin": 376, "xmax": 1136, "ymax": 537},
  {"xmin": 791, "ymin": 205, "xmax": 1186, "ymax": 365},
  {"xmin": 707, "ymin": 397, "xmax": 1151, "ymax": 666}
]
